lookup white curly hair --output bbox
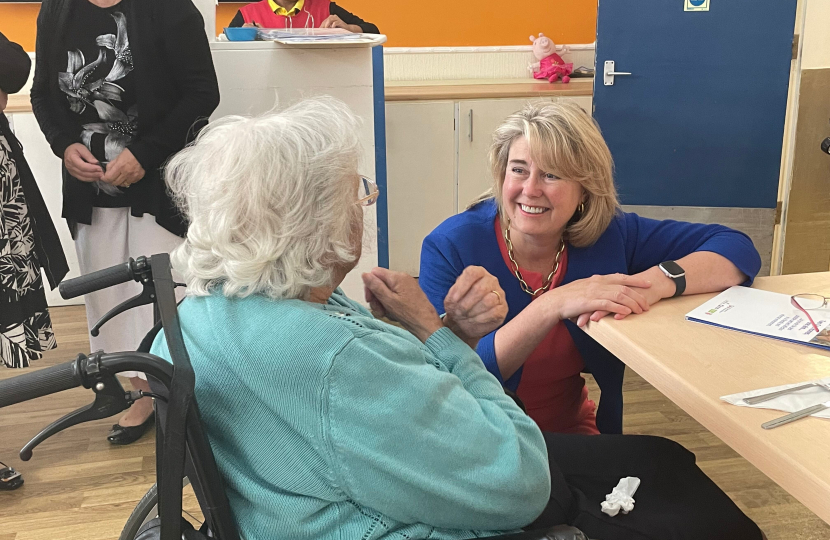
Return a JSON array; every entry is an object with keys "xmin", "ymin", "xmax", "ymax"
[{"xmin": 164, "ymin": 96, "xmax": 364, "ymax": 300}]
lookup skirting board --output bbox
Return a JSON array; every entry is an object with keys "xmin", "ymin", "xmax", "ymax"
[{"xmin": 621, "ymin": 205, "xmax": 775, "ymax": 277}]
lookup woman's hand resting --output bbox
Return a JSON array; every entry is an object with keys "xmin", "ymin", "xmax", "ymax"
[
  {"xmin": 442, "ymin": 266, "xmax": 508, "ymax": 345},
  {"xmin": 544, "ymin": 273, "xmax": 653, "ymax": 327},
  {"xmin": 362, "ymin": 268, "xmax": 443, "ymax": 343},
  {"xmin": 102, "ymin": 148, "xmax": 145, "ymax": 187},
  {"xmin": 63, "ymin": 143, "xmax": 104, "ymax": 182}
]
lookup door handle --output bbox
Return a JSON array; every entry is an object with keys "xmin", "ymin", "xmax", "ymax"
[
  {"xmin": 468, "ymin": 109, "xmax": 473, "ymax": 142},
  {"xmin": 604, "ymin": 60, "xmax": 632, "ymax": 86}
]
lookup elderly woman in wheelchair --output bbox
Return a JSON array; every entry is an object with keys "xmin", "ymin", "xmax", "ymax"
[{"xmin": 149, "ymin": 97, "xmax": 764, "ymax": 540}]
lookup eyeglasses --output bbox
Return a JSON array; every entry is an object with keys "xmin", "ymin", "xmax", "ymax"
[
  {"xmin": 356, "ymin": 176, "xmax": 380, "ymax": 207},
  {"xmin": 790, "ymin": 293, "xmax": 829, "ymax": 333}
]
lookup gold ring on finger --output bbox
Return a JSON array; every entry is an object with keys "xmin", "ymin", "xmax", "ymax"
[{"xmin": 490, "ymin": 290, "xmax": 502, "ymax": 305}]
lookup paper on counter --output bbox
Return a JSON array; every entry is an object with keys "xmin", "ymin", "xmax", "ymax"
[{"xmin": 686, "ymin": 286, "xmax": 830, "ymax": 351}]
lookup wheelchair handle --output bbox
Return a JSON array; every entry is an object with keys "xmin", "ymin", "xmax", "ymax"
[
  {"xmin": 59, "ymin": 257, "xmax": 146, "ymax": 299},
  {"xmin": 0, "ymin": 359, "xmax": 82, "ymax": 408},
  {"xmin": 0, "ymin": 352, "xmax": 175, "ymax": 410}
]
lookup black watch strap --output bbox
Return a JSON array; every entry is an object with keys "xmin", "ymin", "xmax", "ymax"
[
  {"xmin": 659, "ymin": 261, "xmax": 686, "ymax": 298},
  {"xmin": 671, "ymin": 274, "xmax": 686, "ymax": 298}
]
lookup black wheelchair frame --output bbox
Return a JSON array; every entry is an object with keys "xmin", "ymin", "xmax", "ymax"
[{"xmin": 0, "ymin": 254, "xmax": 588, "ymax": 540}]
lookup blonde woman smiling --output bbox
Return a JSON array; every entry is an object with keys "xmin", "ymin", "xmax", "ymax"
[{"xmin": 420, "ymin": 102, "xmax": 761, "ymax": 436}]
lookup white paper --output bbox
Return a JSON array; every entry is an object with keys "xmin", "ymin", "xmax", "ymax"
[
  {"xmin": 721, "ymin": 377, "xmax": 830, "ymax": 419},
  {"xmin": 686, "ymin": 286, "xmax": 830, "ymax": 350},
  {"xmin": 257, "ymin": 28, "xmax": 373, "ymax": 43}
]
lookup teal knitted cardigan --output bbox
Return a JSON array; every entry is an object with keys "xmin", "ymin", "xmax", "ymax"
[{"xmin": 151, "ymin": 290, "xmax": 551, "ymax": 540}]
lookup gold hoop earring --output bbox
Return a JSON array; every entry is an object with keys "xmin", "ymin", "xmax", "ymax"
[{"xmin": 567, "ymin": 202, "xmax": 585, "ymax": 226}]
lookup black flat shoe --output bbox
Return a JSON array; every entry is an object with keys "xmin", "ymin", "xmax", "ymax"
[{"xmin": 107, "ymin": 412, "xmax": 154, "ymax": 445}]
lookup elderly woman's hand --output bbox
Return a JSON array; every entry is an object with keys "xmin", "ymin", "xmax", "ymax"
[
  {"xmin": 442, "ymin": 266, "xmax": 508, "ymax": 346},
  {"xmin": 362, "ymin": 268, "xmax": 443, "ymax": 343}
]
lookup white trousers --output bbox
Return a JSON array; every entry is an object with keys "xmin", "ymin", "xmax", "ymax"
[{"xmin": 75, "ymin": 208, "xmax": 184, "ymax": 379}]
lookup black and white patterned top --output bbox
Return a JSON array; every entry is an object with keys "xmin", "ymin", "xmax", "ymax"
[
  {"xmin": 59, "ymin": 0, "xmax": 138, "ymax": 206},
  {"xmin": 0, "ymin": 134, "xmax": 56, "ymax": 368},
  {"xmin": 0, "ymin": 135, "xmax": 40, "ymax": 305}
]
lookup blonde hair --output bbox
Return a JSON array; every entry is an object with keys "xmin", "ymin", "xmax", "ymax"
[
  {"xmin": 164, "ymin": 96, "xmax": 364, "ymax": 300},
  {"xmin": 472, "ymin": 101, "xmax": 619, "ymax": 247}
]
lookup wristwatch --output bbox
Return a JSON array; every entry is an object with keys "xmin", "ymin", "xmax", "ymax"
[{"xmin": 658, "ymin": 261, "xmax": 686, "ymax": 298}]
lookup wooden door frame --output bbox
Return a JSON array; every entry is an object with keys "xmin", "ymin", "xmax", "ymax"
[{"xmin": 772, "ymin": 0, "xmax": 808, "ymax": 275}]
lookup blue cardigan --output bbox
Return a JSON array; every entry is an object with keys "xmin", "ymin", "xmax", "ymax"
[
  {"xmin": 151, "ymin": 291, "xmax": 550, "ymax": 540},
  {"xmin": 419, "ymin": 199, "xmax": 762, "ymax": 434}
]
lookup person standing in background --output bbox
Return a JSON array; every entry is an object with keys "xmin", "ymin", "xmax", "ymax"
[
  {"xmin": 30, "ymin": 0, "xmax": 220, "ymax": 445},
  {"xmin": 1, "ymin": 31, "xmax": 68, "ymax": 371},
  {"xmin": 1, "ymin": 30, "xmax": 70, "ymax": 491},
  {"xmin": 228, "ymin": 0, "xmax": 379, "ymax": 34}
]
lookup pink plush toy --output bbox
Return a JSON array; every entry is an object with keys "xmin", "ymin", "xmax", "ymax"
[{"xmin": 529, "ymin": 33, "xmax": 573, "ymax": 83}]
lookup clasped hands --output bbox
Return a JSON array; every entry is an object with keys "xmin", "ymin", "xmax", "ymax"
[
  {"xmin": 63, "ymin": 143, "xmax": 145, "ymax": 187},
  {"xmin": 362, "ymin": 266, "xmax": 507, "ymax": 346},
  {"xmin": 363, "ymin": 267, "xmax": 664, "ymax": 345}
]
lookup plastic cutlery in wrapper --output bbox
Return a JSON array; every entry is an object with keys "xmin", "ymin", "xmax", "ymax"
[
  {"xmin": 742, "ymin": 382, "xmax": 828, "ymax": 405},
  {"xmin": 721, "ymin": 377, "xmax": 830, "ymax": 423}
]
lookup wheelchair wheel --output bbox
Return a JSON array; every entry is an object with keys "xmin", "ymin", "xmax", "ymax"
[{"xmin": 119, "ymin": 478, "xmax": 194, "ymax": 540}]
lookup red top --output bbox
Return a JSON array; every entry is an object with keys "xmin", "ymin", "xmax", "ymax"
[
  {"xmin": 495, "ymin": 217, "xmax": 599, "ymax": 435},
  {"xmin": 239, "ymin": 0, "xmax": 331, "ymax": 29}
]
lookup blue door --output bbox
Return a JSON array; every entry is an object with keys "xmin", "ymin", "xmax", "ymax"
[{"xmin": 593, "ymin": 0, "xmax": 797, "ymax": 209}]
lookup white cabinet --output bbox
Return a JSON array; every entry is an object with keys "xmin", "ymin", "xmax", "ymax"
[
  {"xmin": 559, "ymin": 95, "xmax": 593, "ymax": 113},
  {"xmin": 385, "ymin": 101, "xmax": 456, "ymax": 276},
  {"xmin": 385, "ymin": 94, "xmax": 592, "ymax": 276}
]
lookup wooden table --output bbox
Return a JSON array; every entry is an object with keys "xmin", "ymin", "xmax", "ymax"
[
  {"xmin": 582, "ymin": 272, "xmax": 830, "ymax": 525},
  {"xmin": 5, "ymin": 93, "xmax": 32, "ymax": 114},
  {"xmin": 384, "ymin": 78, "xmax": 593, "ymax": 101}
]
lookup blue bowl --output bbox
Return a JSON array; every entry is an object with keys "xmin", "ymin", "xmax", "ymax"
[{"xmin": 224, "ymin": 27, "xmax": 258, "ymax": 41}]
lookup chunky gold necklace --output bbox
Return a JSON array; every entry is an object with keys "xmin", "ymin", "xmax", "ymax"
[{"xmin": 503, "ymin": 217, "xmax": 566, "ymax": 297}]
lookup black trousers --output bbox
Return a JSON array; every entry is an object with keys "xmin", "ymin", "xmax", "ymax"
[{"xmin": 529, "ymin": 433, "xmax": 763, "ymax": 540}]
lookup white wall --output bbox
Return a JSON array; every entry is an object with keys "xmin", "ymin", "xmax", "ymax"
[
  {"xmin": 383, "ymin": 44, "xmax": 595, "ymax": 82},
  {"xmin": 801, "ymin": 0, "xmax": 830, "ymax": 70},
  {"xmin": 191, "ymin": 0, "xmax": 217, "ymax": 44}
]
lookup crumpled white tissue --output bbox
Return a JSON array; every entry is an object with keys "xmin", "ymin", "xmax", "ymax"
[{"xmin": 600, "ymin": 476, "xmax": 640, "ymax": 517}]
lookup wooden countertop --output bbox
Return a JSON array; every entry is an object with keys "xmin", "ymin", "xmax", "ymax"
[
  {"xmin": 385, "ymin": 78, "xmax": 593, "ymax": 101},
  {"xmin": 6, "ymin": 94, "xmax": 32, "ymax": 114}
]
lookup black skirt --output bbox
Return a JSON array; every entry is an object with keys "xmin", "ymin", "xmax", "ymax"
[{"xmin": 530, "ymin": 433, "xmax": 763, "ymax": 540}]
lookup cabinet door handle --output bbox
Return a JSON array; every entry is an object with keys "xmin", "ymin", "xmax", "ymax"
[{"xmin": 468, "ymin": 110, "xmax": 473, "ymax": 142}]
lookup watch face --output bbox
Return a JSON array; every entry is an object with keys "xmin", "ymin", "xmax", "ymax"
[{"xmin": 660, "ymin": 261, "xmax": 685, "ymax": 278}]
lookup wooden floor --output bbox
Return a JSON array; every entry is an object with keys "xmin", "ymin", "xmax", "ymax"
[{"xmin": 1, "ymin": 306, "xmax": 828, "ymax": 540}]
